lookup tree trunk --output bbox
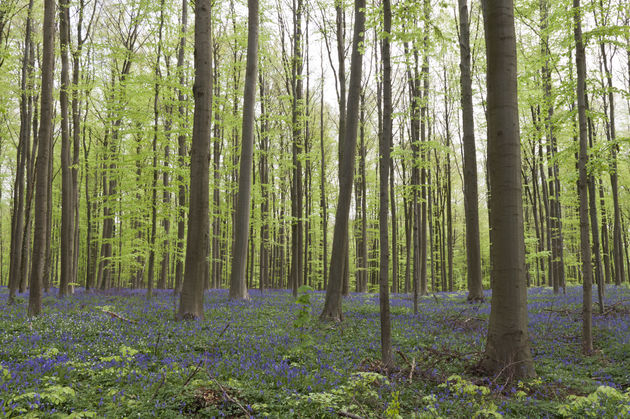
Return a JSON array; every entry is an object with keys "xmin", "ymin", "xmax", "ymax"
[
  {"xmin": 379, "ymin": 0, "xmax": 393, "ymax": 366},
  {"xmin": 573, "ymin": 0, "xmax": 593, "ymax": 354},
  {"xmin": 177, "ymin": 0, "xmax": 212, "ymax": 320},
  {"xmin": 8, "ymin": 0, "xmax": 34, "ymax": 304},
  {"xmin": 59, "ymin": 0, "xmax": 73, "ymax": 298},
  {"xmin": 174, "ymin": 0, "xmax": 188, "ymax": 294},
  {"xmin": 480, "ymin": 0, "xmax": 535, "ymax": 378},
  {"xmin": 586, "ymin": 93, "xmax": 605, "ymax": 313},
  {"xmin": 229, "ymin": 0, "xmax": 258, "ymax": 300},
  {"xmin": 320, "ymin": 0, "xmax": 365, "ymax": 322},
  {"xmin": 29, "ymin": 0, "xmax": 56, "ymax": 316}
]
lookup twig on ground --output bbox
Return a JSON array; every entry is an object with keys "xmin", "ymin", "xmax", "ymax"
[
  {"xmin": 183, "ymin": 359, "xmax": 204, "ymax": 387},
  {"xmin": 101, "ymin": 309, "xmax": 135, "ymax": 323},
  {"xmin": 211, "ymin": 376, "xmax": 251, "ymax": 418},
  {"xmin": 150, "ymin": 372, "xmax": 166, "ymax": 401},
  {"xmin": 337, "ymin": 410, "xmax": 364, "ymax": 419},
  {"xmin": 409, "ymin": 357, "xmax": 415, "ymax": 383}
]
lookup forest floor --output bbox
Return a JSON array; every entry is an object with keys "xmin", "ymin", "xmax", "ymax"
[{"xmin": 1, "ymin": 285, "xmax": 629, "ymax": 418}]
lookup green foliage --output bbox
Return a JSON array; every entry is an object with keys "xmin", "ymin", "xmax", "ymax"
[
  {"xmin": 557, "ymin": 386, "xmax": 630, "ymax": 418},
  {"xmin": 434, "ymin": 375, "xmax": 502, "ymax": 418}
]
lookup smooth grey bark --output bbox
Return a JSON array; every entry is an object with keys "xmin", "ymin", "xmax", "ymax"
[
  {"xmin": 480, "ymin": 0, "xmax": 535, "ymax": 379},
  {"xmin": 319, "ymin": 49, "xmax": 328, "ymax": 291},
  {"xmin": 320, "ymin": 0, "xmax": 365, "ymax": 322},
  {"xmin": 29, "ymin": 0, "xmax": 56, "ymax": 317},
  {"xmin": 59, "ymin": 0, "xmax": 73, "ymax": 298},
  {"xmin": 572, "ymin": 0, "xmax": 593, "ymax": 354},
  {"xmin": 290, "ymin": 0, "xmax": 304, "ymax": 297},
  {"xmin": 598, "ymin": 38, "xmax": 625, "ymax": 287},
  {"xmin": 229, "ymin": 0, "xmax": 258, "ymax": 300},
  {"xmin": 458, "ymin": 0, "xmax": 483, "ymax": 302},
  {"xmin": 379, "ymin": 0, "xmax": 393, "ymax": 367},
  {"xmin": 175, "ymin": 0, "xmax": 188, "ymax": 294},
  {"xmin": 147, "ymin": 0, "xmax": 166, "ymax": 298},
  {"xmin": 586, "ymin": 93, "xmax": 605, "ymax": 313},
  {"xmin": 177, "ymin": 0, "xmax": 213, "ymax": 320}
]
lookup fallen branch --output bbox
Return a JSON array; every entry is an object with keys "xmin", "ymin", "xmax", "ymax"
[
  {"xmin": 211, "ymin": 377, "xmax": 251, "ymax": 418},
  {"xmin": 337, "ymin": 410, "xmax": 364, "ymax": 419},
  {"xmin": 183, "ymin": 359, "xmax": 204, "ymax": 387},
  {"xmin": 101, "ymin": 309, "xmax": 135, "ymax": 324},
  {"xmin": 409, "ymin": 357, "xmax": 416, "ymax": 383}
]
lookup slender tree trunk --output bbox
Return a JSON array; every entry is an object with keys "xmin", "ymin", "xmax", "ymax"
[
  {"xmin": 320, "ymin": 0, "xmax": 365, "ymax": 322},
  {"xmin": 319, "ymin": 50, "xmax": 328, "ymax": 291},
  {"xmin": 229, "ymin": 0, "xmax": 258, "ymax": 300},
  {"xmin": 8, "ymin": 0, "xmax": 34, "ymax": 304},
  {"xmin": 573, "ymin": 0, "xmax": 593, "ymax": 354},
  {"xmin": 147, "ymin": 0, "xmax": 166, "ymax": 297},
  {"xmin": 379, "ymin": 0, "xmax": 393, "ymax": 366},
  {"xmin": 598, "ymin": 40, "xmax": 625, "ymax": 287},
  {"xmin": 59, "ymin": 0, "xmax": 73, "ymax": 297},
  {"xmin": 177, "ymin": 0, "xmax": 212, "ymax": 320},
  {"xmin": 174, "ymin": 0, "xmax": 188, "ymax": 294},
  {"xmin": 480, "ymin": 0, "xmax": 535, "ymax": 378},
  {"xmin": 586, "ymin": 93, "xmax": 605, "ymax": 313},
  {"xmin": 290, "ymin": 0, "xmax": 304, "ymax": 297}
]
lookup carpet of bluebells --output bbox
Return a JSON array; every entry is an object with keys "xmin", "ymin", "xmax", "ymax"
[{"xmin": 1, "ymin": 286, "xmax": 629, "ymax": 418}]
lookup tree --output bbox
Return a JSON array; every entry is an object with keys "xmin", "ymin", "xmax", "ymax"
[
  {"xmin": 458, "ymin": 0, "xmax": 483, "ymax": 302},
  {"xmin": 572, "ymin": 0, "xmax": 593, "ymax": 354},
  {"xmin": 28, "ymin": 0, "xmax": 56, "ymax": 316},
  {"xmin": 8, "ymin": 0, "xmax": 34, "ymax": 304},
  {"xmin": 59, "ymin": 0, "xmax": 74, "ymax": 298},
  {"xmin": 229, "ymin": 0, "xmax": 259, "ymax": 300},
  {"xmin": 320, "ymin": 0, "xmax": 366, "ymax": 322},
  {"xmin": 177, "ymin": 0, "xmax": 213, "ymax": 320},
  {"xmin": 379, "ymin": 0, "xmax": 393, "ymax": 367},
  {"xmin": 480, "ymin": 0, "xmax": 535, "ymax": 379}
]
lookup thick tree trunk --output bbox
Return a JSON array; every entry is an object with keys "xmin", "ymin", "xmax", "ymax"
[
  {"xmin": 229, "ymin": 0, "xmax": 258, "ymax": 300},
  {"xmin": 177, "ymin": 0, "xmax": 212, "ymax": 320},
  {"xmin": 480, "ymin": 0, "xmax": 535, "ymax": 379},
  {"xmin": 29, "ymin": 0, "xmax": 56, "ymax": 316}
]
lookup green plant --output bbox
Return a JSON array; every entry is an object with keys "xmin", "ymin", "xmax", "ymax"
[{"xmin": 557, "ymin": 386, "xmax": 630, "ymax": 418}]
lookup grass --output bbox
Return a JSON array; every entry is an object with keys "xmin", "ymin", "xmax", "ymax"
[{"xmin": 0, "ymin": 285, "xmax": 629, "ymax": 418}]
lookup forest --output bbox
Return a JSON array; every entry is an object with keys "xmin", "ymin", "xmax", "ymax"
[{"xmin": 0, "ymin": 0, "xmax": 629, "ymax": 416}]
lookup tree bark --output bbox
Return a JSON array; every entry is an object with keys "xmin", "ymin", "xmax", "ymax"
[
  {"xmin": 59, "ymin": 0, "xmax": 73, "ymax": 298},
  {"xmin": 572, "ymin": 0, "xmax": 593, "ymax": 354},
  {"xmin": 320, "ymin": 0, "xmax": 365, "ymax": 322},
  {"xmin": 229, "ymin": 0, "xmax": 258, "ymax": 300},
  {"xmin": 178, "ymin": 0, "xmax": 213, "ymax": 320},
  {"xmin": 8, "ymin": 0, "xmax": 34, "ymax": 304},
  {"xmin": 379, "ymin": 0, "xmax": 393, "ymax": 367},
  {"xmin": 480, "ymin": 0, "xmax": 535, "ymax": 378},
  {"xmin": 29, "ymin": 0, "xmax": 56, "ymax": 316}
]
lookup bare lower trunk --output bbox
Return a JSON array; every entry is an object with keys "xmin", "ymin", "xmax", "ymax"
[
  {"xmin": 573, "ymin": 0, "xmax": 593, "ymax": 354},
  {"xmin": 29, "ymin": 0, "xmax": 56, "ymax": 317},
  {"xmin": 177, "ymin": 0, "xmax": 212, "ymax": 320},
  {"xmin": 480, "ymin": 0, "xmax": 535, "ymax": 378},
  {"xmin": 229, "ymin": 0, "xmax": 258, "ymax": 300}
]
